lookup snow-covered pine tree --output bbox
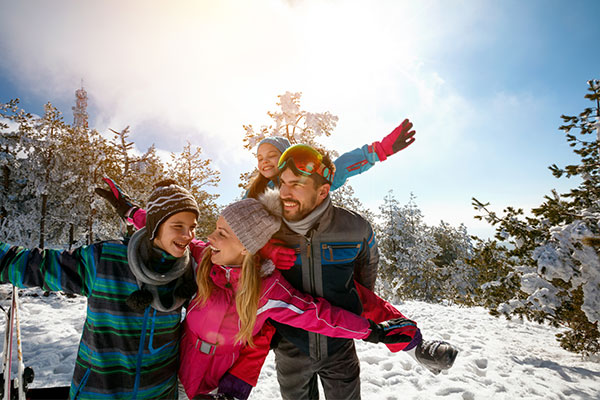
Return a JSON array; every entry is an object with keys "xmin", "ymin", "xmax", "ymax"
[
  {"xmin": 0, "ymin": 99, "xmax": 39, "ymax": 246},
  {"xmin": 167, "ymin": 141, "xmax": 220, "ymax": 238},
  {"xmin": 431, "ymin": 221, "xmax": 475, "ymax": 303},
  {"xmin": 27, "ymin": 103, "xmax": 74, "ymax": 248},
  {"xmin": 467, "ymin": 238, "xmax": 520, "ymax": 310},
  {"xmin": 59, "ymin": 124, "xmax": 120, "ymax": 245},
  {"xmin": 329, "ymin": 184, "xmax": 375, "ymax": 222},
  {"xmin": 375, "ymin": 191, "xmax": 442, "ymax": 302},
  {"xmin": 99, "ymin": 126, "xmax": 169, "ymax": 235},
  {"xmin": 473, "ymin": 80, "xmax": 600, "ymax": 355}
]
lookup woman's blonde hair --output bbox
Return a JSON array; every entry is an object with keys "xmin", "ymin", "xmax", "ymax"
[{"xmin": 194, "ymin": 248, "xmax": 262, "ymax": 346}]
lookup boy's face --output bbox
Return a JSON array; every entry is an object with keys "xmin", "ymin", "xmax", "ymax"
[
  {"xmin": 257, "ymin": 143, "xmax": 282, "ymax": 180},
  {"xmin": 153, "ymin": 211, "xmax": 197, "ymax": 258},
  {"xmin": 207, "ymin": 216, "xmax": 247, "ymax": 266}
]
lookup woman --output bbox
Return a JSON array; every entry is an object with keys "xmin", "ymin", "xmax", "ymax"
[{"xmin": 174, "ymin": 190, "xmax": 417, "ymax": 398}]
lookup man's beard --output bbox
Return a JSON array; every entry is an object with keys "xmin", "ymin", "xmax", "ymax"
[{"xmin": 282, "ymin": 197, "xmax": 317, "ymax": 222}]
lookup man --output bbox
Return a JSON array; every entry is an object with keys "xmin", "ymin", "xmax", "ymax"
[{"xmin": 270, "ymin": 144, "xmax": 457, "ymax": 400}]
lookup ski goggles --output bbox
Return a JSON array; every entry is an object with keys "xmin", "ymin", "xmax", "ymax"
[{"xmin": 277, "ymin": 144, "xmax": 333, "ymax": 184}]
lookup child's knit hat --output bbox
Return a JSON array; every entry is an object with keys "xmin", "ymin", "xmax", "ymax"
[
  {"xmin": 221, "ymin": 188, "xmax": 282, "ymax": 254},
  {"xmin": 258, "ymin": 136, "xmax": 291, "ymax": 155},
  {"xmin": 146, "ymin": 179, "xmax": 200, "ymax": 240}
]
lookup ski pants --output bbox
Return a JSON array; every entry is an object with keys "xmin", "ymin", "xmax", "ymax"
[{"xmin": 274, "ymin": 337, "xmax": 361, "ymax": 400}]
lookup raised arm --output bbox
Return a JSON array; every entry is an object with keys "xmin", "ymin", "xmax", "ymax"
[
  {"xmin": 0, "ymin": 241, "xmax": 98, "ymax": 296},
  {"xmin": 331, "ymin": 119, "xmax": 415, "ymax": 191}
]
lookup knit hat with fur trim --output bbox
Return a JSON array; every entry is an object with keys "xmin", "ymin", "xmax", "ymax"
[
  {"xmin": 221, "ymin": 188, "xmax": 282, "ymax": 254},
  {"xmin": 146, "ymin": 179, "xmax": 200, "ymax": 240}
]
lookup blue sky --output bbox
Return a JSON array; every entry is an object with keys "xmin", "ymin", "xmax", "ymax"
[{"xmin": 1, "ymin": 0, "xmax": 599, "ymax": 239}]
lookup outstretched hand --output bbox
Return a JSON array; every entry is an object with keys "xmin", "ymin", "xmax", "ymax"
[
  {"xmin": 95, "ymin": 177, "xmax": 139, "ymax": 220},
  {"xmin": 374, "ymin": 119, "xmax": 416, "ymax": 161}
]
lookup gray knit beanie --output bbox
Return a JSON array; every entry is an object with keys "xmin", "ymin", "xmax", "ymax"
[
  {"xmin": 146, "ymin": 179, "xmax": 200, "ymax": 240},
  {"xmin": 258, "ymin": 136, "xmax": 291, "ymax": 154},
  {"xmin": 221, "ymin": 188, "xmax": 282, "ymax": 254}
]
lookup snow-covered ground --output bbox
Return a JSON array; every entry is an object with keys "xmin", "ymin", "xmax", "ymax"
[{"xmin": 1, "ymin": 285, "xmax": 599, "ymax": 400}]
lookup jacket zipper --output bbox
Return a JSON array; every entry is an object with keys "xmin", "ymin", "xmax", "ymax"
[
  {"xmin": 306, "ymin": 234, "xmax": 321, "ymax": 360},
  {"xmin": 324, "ymin": 243, "xmax": 361, "ymax": 261},
  {"xmin": 132, "ymin": 306, "xmax": 150, "ymax": 399}
]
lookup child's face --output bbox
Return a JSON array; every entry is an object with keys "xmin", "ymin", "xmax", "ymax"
[
  {"xmin": 257, "ymin": 143, "xmax": 282, "ymax": 180},
  {"xmin": 207, "ymin": 216, "xmax": 247, "ymax": 266},
  {"xmin": 153, "ymin": 211, "xmax": 197, "ymax": 258}
]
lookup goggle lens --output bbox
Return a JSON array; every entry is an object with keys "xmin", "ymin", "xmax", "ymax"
[{"xmin": 277, "ymin": 144, "xmax": 333, "ymax": 183}]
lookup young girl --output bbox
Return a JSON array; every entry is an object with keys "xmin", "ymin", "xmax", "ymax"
[
  {"xmin": 0, "ymin": 180, "xmax": 202, "ymax": 399},
  {"xmin": 246, "ymin": 119, "xmax": 415, "ymax": 198},
  {"xmin": 95, "ymin": 179, "xmax": 420, "ymax": 399}
]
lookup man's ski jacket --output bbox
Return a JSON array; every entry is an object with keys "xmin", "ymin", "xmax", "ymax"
[
  {"xmin": 0, "ymin": 240, "xmax": 185, "ymax": 400},
  {"xmin": 271, "ymin": 198, "xmax": 380, "ymax": 359}
]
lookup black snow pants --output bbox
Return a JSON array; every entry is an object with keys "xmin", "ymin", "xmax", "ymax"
[{"xmin": 274, "ymin": 337, "xmax": 361, "ymax": 400}]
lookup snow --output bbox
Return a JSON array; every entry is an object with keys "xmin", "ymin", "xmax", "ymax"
[{"xmin": 1, "ymin": 285, "xmax": 599, "ymax": 400}]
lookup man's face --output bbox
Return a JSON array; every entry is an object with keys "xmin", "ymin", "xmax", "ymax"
[{"xmin": 279, "ymin": 168, "xmax": 328, "ymax": 221}]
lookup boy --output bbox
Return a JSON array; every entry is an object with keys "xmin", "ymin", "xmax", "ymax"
[{"xmin": 0, "ymin": 180, "xmax": 199, "ymax": 399}]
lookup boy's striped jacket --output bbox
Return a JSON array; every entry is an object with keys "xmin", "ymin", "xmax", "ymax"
[{"xmin": 0, "ymin": 240, "xmax": 183, "ymax": 400}]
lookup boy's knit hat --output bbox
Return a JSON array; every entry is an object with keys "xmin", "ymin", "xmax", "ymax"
[
  {"xmin": 146, "ymin": 179, "xmax": 200, "ymax": 240},
  {"xmin": 258, "ymin": 136, "xmax": 291, "ymax": 154},
  {"xmin": 221, "ymin": 188, "xmax": 282, "ymax": 254}
]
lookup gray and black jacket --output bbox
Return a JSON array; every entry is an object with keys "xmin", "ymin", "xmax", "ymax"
[{"xmin": 271, "ymin": 197, "xmax": 379, "ymax": 360}]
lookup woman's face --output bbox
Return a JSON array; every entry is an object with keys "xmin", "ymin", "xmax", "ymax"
[
  {"xmin": 207, "ymin": 216, "xmax": 247, "ymax": 266},
  {"xmin": 153, "ymin": 211, "xmax": 197, "ymax": 258},
  {"xmin": 257, "ymin": 143, "xmax": 282, "ymax": 180}
]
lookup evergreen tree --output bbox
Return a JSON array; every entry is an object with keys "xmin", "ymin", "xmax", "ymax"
[
  {"xmin": 431, "ymin": 221, "xmax": 476, "ymax": 303},
  {"xmin": 375, "ymin": 191, "xmax": 442, "ymax": 302},
  {"xmin": 60, "ymin": 124, "xmax": 120, "ymax": 245},
  {"xmin": 330, "ymin": 184, "xmax": 375, "ymax": 223},
  {"xmin": 167, "ymin": 141, "xmax": 220, "ymax": 238},
  {"xmin": 27, "ymin": 103, "xmax": 72, "ymax": 248},
  {"xmin": 0, "ymin": 99, "xmax": 39, "ymax": 246},
  {"xmin": 473, "ymin": 80, "xmax": 600, "ymax": 355},
  {"xmin": 467, "ymin": 238, "xmax": 521, "ymax": 310}
]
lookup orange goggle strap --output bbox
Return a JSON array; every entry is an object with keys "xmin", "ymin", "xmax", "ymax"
[{"xmin": 277, "ymin": 144, "xmax": 333, "ymax": 184}]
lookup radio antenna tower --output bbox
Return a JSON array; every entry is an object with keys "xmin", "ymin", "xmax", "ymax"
[{"xmin": 72, "ymin": 79, "xmax": 89, "ymax": 129}]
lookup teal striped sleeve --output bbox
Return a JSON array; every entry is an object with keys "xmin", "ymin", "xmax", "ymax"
[{"xmin": 0, "ymin": 241, "xmax": 98, "ymax": 296}]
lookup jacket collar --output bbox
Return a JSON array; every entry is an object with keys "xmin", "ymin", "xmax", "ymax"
[{"xmin": 210, "ymin": 264, "xmax": 241, "ymax": 291}]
